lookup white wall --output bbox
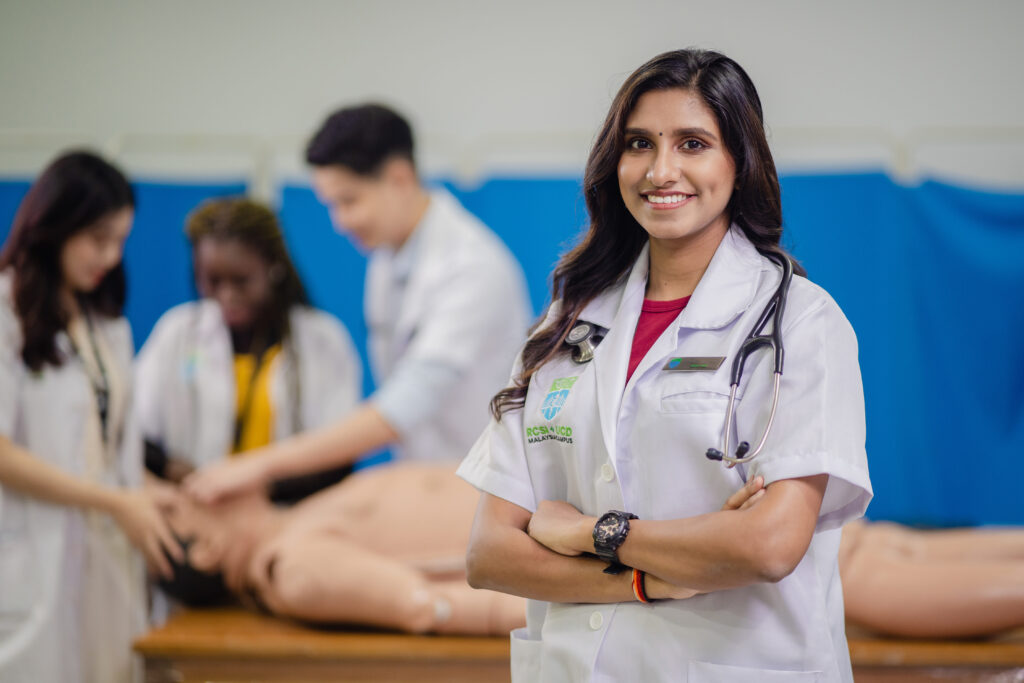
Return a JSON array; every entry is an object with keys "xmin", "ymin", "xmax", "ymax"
[{"xmin": 2, "ymin": 0, "xmax": 1022, "ymax": 186}]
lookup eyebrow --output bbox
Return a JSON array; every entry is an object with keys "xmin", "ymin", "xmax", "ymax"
[{"xmin": 625, "ymin": 127, "xmax": 719, "ymax": 142}]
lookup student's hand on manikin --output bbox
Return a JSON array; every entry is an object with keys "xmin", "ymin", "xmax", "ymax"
[
  {"xmin": 183, "ymin": 453, "xmax": 270, "ymax": 505},
  {"xmin": 109, "ymin": 489, "xmax": 184, "ymax": 580}
]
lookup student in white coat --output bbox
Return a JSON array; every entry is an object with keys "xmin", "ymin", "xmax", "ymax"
[
  {"xmin": 0, "ymin": 151, "xmax": 181, "ymax": 682},
  {"xmin": 135, "ymin": 198, "xmax": 361, "ymax": 503},
  {"xmin": 185, "ymin": 104, "xmax": 530, "ymax": 504},
  {"xmin": 459, "ymin": 50, "xmax": 872, "ymax": 682}
]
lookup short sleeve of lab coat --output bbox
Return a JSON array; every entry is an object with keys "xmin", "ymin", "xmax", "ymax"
[
  {"xmin": 457, "ymin": 406, "xmax": 538, "ymax": 514},
  {"xmin": 739, "ymin": 292, "xmax": 872, "ymax": 531}
]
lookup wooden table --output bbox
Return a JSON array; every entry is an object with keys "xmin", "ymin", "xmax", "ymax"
[
  {"xmin": 848, "ymin": 625, "xmax": 1024, "ymax": 682},
  {"xmin": 135, "ymin": 609, "xmax": 511, "ymax": 683},
  {"xmin": 136, "ymin": 609, "xmax": 1024, "ymax": 682}
]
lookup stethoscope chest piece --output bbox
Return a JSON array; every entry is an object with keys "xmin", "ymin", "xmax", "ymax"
[{"xmin": 567, "ymin": 322, "xmax": 603, "ymax": 364}]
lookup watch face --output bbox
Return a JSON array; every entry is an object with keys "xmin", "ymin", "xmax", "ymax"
[{"xmin": 596, "ymin": 514, "xmax": 621, "ymax": 543}]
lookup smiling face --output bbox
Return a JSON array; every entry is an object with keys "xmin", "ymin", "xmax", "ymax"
[
  {"xmin": 310, "ymin": 161, "xmax": 413, "ymax": 250},
  {"xmin": 617, "ymin": 88, "xmax": 736, "ymax": 248},
  {"xmin": 59, "ymin": 207, "xmax": 133, "ymax": 293}
]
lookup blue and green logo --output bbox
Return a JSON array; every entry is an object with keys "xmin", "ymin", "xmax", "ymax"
[{"xmin": 540, "ymin": 376, "xmax": 578, "ymax": 421}]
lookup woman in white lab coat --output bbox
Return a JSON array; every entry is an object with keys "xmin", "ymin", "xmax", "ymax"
[
  {"xmin": 459, "ymin": 49, "xmax": 872, "ymax": 682},
  {"xmin": 0, "ymin": 151, "xmax": 181, "ymax": 682},
  {"xmin": 135, "ymin": 198, "xmax": 360, "ymax": 502}
]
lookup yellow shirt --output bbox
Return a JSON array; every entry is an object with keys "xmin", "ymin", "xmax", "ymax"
[{"xmin": 232, "ymin": 344, "xmax": 281, "ymax": 454}]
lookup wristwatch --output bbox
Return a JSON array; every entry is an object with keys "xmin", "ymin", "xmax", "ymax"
[{"xmin": 593, "ymin": 509, "xmax": 638, "ymax": 574}]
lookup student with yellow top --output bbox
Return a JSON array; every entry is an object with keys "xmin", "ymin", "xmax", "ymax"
[{"xmin": 134, "ymin": 198, "xmax": 361, "ymax": 502}]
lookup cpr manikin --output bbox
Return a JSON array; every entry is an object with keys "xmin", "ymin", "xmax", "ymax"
[
  {"xmin": 159, "ymin": 463, "xmax": 523, "ymax": 635},
  {"xmin": 161, "ymin": 465, "xmax": 1024, "ymax": 640}
]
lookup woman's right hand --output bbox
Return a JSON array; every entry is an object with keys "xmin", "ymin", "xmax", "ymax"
[
  {"xmin": 645, "ymin": 573, "xmax": 700, "ymax": 600},
  {"xmin": 108, "ymin": 488, "xmax": 183, "ymax": 580},
  {"xmin": 183, "ymin": 455, "xmax": 271, "ymax": 505}
]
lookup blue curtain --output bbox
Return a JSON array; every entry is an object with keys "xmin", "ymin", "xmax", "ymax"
[{"xmin": 3, "ymin": 173, "xmax": 1023, "ymax": 525}]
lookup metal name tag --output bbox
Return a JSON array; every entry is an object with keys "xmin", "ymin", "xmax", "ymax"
[{"xmin": 662, "ymin": 357, "xmax": 726, "ymax": 372}]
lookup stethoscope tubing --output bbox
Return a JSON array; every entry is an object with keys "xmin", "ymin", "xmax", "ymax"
[{"xmin": 710, "ymin": 253, "xmax": 793, "ymax": 467}]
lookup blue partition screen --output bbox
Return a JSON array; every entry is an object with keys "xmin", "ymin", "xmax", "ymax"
[{"xmin": 3, "ymin": 173, "xmax": 1023, "ymax": 526}]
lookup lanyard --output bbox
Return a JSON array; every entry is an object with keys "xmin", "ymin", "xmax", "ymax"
[{"xmin": 67, "ymin": 310, "xmax": 111, "ymax": 446}]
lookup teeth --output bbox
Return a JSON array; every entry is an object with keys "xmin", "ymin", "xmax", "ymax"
[{"xmin": 646, "ymin": 194, "xmax": 687, "ymax": 204}]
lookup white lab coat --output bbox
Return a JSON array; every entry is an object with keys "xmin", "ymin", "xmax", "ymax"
[
  {"xmin": 458, "ymin": 228, "xmax": 872, "ymax": 682},
  {"xmin": 0, "ymin": 271, "xmax": 145, "ymax": 682},
  {"xmin": 365, "ymin": 189, "xmax": 530, "ymax": 462},
  {"xmin": 134, "ymin": 300, "xmax": 361, "ymax": 467}
]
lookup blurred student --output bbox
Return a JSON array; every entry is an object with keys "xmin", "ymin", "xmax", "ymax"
[
  {"xmin": 135, "ymin": 198, "xmax": 361, "ymax": 503},
  {"xmin": 0, "ymin": 151, "xmax": 180, "ymax": 682},
  {"xmin": 186, "ymin": 104, "xmax": 531, "ymax": 503}
]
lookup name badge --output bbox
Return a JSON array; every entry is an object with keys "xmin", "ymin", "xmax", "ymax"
[{"xmin": 662, "ymin": 357, "xmax": 725, "ymax": 372}]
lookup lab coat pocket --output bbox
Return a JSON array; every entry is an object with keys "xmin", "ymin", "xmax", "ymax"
[
  {"xmin": 509, "ymin": 626, "xmax": 542, "ymax": 683},
  {"xmin": 688, "ymin": 659, "xmax": 821, "ymax": 682},
  {"xmin": 659, "ymin": 373, "xmax": 740, "ymax": 414}
]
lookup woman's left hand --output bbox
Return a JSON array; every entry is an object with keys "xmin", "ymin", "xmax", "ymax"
[{"xmin": 528, "ymin": 500, "xmax": 596, "ymax": 556}]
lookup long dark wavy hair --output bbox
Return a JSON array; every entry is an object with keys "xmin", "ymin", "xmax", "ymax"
[
  {"xmin": 491, "ymin": 48, "xmax": 804, "ymax": 419},
  {"xmin": 184, "ymin": 196, "xmax": 310, "ymax": 344},
  {"xmin": 0, "ymin": 150, "xmax": 134, "ymax": 372}
]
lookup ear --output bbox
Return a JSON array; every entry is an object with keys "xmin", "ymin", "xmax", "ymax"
[
  {"xmin": 268, "ymin": 263, "xmax": 286, "ymax": 283},
  {"xmin": 381, "ymin": 156, "xmax": 417, "ymax": 188}
]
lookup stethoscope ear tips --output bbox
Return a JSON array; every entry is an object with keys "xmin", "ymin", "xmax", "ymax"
[
  {"xmin": 735, "ymin": 442, "xmax": 750, "ymax": 457},
  {"xmin": 705, "ymin": 448, "xmax": 724, "ymax": 461}
]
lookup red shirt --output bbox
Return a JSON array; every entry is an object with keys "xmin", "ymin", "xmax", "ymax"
[{"xmin": 626, "ymin": 295, "xmax": 691, "ymax": 384}]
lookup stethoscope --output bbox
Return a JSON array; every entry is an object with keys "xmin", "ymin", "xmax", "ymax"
[{"xmin": 564, "ymin": 252, "xmax": 794, "ymax": 468}]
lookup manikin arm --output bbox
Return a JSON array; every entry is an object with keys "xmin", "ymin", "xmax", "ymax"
[
  {"xmin": 841, "ymin": 521, "xmax": 1024, "ymax": 638},
  {"xmin": 246, "ymin": 529, "xmax": 524, "ymax": 635}
]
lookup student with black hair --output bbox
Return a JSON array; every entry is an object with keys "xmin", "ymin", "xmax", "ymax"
[
  {"xmin": 185, "ymin": 104, "xmax": 531, "ymax": 503},
  {"xmin": 460, "ymin": 50, "xmax": 871, "ymax": 681},
  {"xmin": 134, "ymin": 198, "xmax": 361, "ymax": 503},
  {"xmin": 0, "ymin": 150, "xmax": 181, "ymax": 682}
]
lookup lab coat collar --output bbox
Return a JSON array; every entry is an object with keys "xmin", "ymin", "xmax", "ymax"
[
  {"xmin": 384, "ymin": 207, "xmax": 428, "ymax": 284},
  {"xmin": 677, "ymin": 226, "xmax": 766, "ymax": 330},
  {"xmin": 576, "ymin": 225, "xmax": 765, "ymax": 331},
  {"xmin": 390, "ymin": 189, "xmax": 458, "ymax": 339},
  {"xmin": 585, "ymin": 243, "xmax": 650, "ymax": 463},
  {"xmin": 576, "ymin": 243, "xmax": 649, "ymax": 330},
  {"xmin": 192, "ymin": 299, "xmax": 232, "ymax": 347},
  {"xmin": 583, "ymin": 226, "xmax": 765, "ymax": 462}
]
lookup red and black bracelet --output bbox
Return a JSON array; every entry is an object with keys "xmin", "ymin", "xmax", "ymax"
[{"xmin": 631, "ymin": 568, "xmax": 651, "ymax": 603}]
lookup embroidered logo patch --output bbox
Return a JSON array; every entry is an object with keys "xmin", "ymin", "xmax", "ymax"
[{"xmin": 540, "ymin": 376, "xmax": 578, "ymax": 421}]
